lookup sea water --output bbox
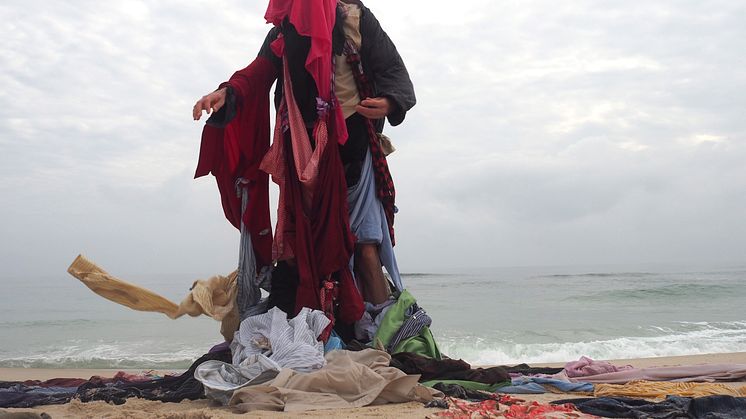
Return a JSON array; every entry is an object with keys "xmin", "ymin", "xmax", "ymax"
[{"xmin": 1, "ymin": 265, "xmax": 745, "ymax": 369}]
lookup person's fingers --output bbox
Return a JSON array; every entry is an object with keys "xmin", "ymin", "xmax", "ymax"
[
  {"xmin": 193, "ymin": 100, "xmax": 203, "ymax": 120},
  {"xmin": 355, "ymin": 104, "xmax": 385, "ymax": 119},
  {"xmin": 193, "ymin": 97, "xmax": 210, "ymax": 120},
  {"xmin": 360, "ymin": 97, "xmax": 385, "ymax": 108}
]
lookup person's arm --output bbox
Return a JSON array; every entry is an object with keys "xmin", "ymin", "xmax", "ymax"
[
  {"xmin": 359, "ymin": 7, "xmax": 416, "ymax": 126},
  {"xmin": 193, "ymin": 27, "xmax": 281, "ymax": 126}
]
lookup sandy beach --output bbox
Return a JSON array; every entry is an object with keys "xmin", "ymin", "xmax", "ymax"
[{"xmin": 2, "ymin": 352, "xmax": 745, "ymax": 418}]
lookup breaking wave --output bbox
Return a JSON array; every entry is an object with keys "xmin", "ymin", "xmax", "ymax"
[
  {"xmin": 0, "ymin": 342, "xmax": 205, "ymax": 370},
  {"xmin": 437, "ymin": 320, "xmax": 746, "ymax": 366}
]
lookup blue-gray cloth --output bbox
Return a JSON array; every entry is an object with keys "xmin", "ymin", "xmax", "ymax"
[
  {"xmin": 236, "ymin": 180, "xmax": 270, "ymax": 321},
  {"xmin": 347, "ymin": 150, "xmax": 403, "ymax": 291},
  {"xmin": 497, "ymin": 376, "xmax": 594, "ymax": 394}
]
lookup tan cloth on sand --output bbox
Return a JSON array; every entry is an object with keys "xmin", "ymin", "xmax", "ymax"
[
  {"xmin": 229, "ymin": 349, "xmax": 440, "ymax": 412},
  {"xmin": 67, "ymin": 254, "xmax": 239, "ymax": 341},
  {"xmin": 594, "ymin": 380, "xmax": 746, "ymax": 399}
]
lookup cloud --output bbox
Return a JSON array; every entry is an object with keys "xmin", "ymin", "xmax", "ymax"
[{"xmin": 1, "ymin": 0, "xmax": 745, "ymax": 276}]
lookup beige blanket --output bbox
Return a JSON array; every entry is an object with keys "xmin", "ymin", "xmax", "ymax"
[
  {"xmin": 67, "ymin": 254, "xmax": 238, "ymax": 340},
  {"xmin": 230, "ymin": 349, "xmax": 440, "ymax": 412}
]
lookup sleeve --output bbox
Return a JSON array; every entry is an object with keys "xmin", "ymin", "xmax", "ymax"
[
  {"xmin": 360, "ymin": 7, "xmax": 416, "ymax": 127},
  {"xmin": 206, "ymin": 27, "xmax": 281, "ymax": 127}
]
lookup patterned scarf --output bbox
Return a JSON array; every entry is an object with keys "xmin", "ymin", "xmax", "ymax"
[{"xmin": 343, "ymin": 40, "xmax": 397, "ymax": 245}]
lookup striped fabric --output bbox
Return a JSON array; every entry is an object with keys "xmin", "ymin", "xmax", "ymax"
[
  {"xmin": 230, "ymin": 307, "xmax": 331, "ymax": 373},
  {"xmin": 387, "ymin": 304, "xmax": 432, "ymax": 352}
]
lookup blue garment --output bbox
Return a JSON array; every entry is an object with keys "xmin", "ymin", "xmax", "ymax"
[
  {"xmin": 324, "ymin": 330, "xmax": 345, "ymax": 353},
  {"xmin": 347, "ymin": 150, "xmax": 403, "ymax": 291},
  {"xmin": 497, "ymin": 376, "xmax": 594, "ymax": 394}
]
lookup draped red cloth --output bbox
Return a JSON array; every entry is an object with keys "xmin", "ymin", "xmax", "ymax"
[
  {"xmin": 260, "ymin": 59, "xmax": 363, "ymax": 326},
  {"xmin": 265, "ymin": 0, "xmax": 348, "ymax": 145},
  {"xmin": 265, "ymin": 0, "xmax": 337, "ymax": 102},
  {"xmin": 194, "ymin": 56, "xmax": 277, "ymax": 271},
  {"xmin": 196, "ymin": 2, "xmax": 365, "ymax": 329}
]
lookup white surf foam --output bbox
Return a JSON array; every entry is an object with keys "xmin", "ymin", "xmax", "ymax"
[
  {"xmin": 0, "ymin": 341, "xmax": 207, "ymax": 369},
  {"xmin": 437, "ymin": 320, "xmax": 746, "ymax": 365}
]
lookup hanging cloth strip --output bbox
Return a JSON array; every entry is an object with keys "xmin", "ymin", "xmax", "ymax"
[
  {"xmin": 235, "ymin": 178, "xmax": 272, "ymax": 321},
  {"xmin": 260, "ymin": 55, "xmax": 364, "ymax": 333},
  {"xmin": 344, "ymin": 39, "xmax": 397, "ymax": 245}
]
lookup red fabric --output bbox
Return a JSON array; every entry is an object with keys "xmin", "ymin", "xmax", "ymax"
[
  {"xmin": 264, "ymin": 0, "xmax": 337, "ymax": 102},
  {"xmin": 261, "ymin": 59, "xmax": 363, "ymax": 325},
  {"xmin": 194, "ymin": 56, "xmax": 277, "ymax": 270},
  {"xmin": 264, "ymin": 0, "xmax": 349, "ymax": 145},
  {"xmin": 436, "ymin": 397, "xmax": 589, "ymax": 419},
  {"xmin": 285, "ymin": 120, "xmax": 363, "ymax": 324},
  {"xmin": 504, "ymin": 402, "xmax": 587, "ymax": 418}
]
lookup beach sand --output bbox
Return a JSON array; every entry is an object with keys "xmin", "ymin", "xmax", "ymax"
[{"xmin": 2, "ymin": 352, "xmax": 745, "ymax": 418}]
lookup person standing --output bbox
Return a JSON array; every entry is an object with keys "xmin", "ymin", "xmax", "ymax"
[{"xmin": 192, "ymin": 0, "xmax": 415, "ymax": 335}]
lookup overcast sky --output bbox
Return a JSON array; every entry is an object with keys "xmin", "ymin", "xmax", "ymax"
[{"xmin": 1, "ymin": 0, "xmax": 745, "ymax": 278}]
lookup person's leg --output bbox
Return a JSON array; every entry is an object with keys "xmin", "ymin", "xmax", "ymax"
[{"xmin": 354, "ymin": 243, "xmax": 390, "ymax": 304}]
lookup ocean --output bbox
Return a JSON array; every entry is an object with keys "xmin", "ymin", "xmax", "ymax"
[{"xmin": 2, "ymin": 265, "xmax": 745, "ymax": 369}]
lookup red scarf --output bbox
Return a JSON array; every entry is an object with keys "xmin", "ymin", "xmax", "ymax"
[{"xmin": 265, "ymin": 0, "xmax": 337, "ymax": 103}]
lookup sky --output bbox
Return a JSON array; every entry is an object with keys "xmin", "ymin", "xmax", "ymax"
[{"xmin": 1, "ymin": 0, "xmax": 745, "ymax": 278}]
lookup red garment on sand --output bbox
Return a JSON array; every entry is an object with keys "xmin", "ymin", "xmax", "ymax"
[{"xmin": 194, "ymin": 56, "xmax": 276, "ymax": 270}]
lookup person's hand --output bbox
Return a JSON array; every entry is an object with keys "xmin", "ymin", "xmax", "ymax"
[
  {"xmin": 355, "ymin": 97, "xmax": 392, "ymax": 119},
  {"xmin": 193, "ymin": 88, "xmax": 227, "ymax": 120}
]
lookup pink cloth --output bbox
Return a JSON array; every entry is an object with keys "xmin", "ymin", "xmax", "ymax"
[
  {"xmin": 568, "ymin": 363, "xmax": 746, "ymax": 384},
  {"xmin": 564, "ymin": 356, "xmax": 634, "ymax": 378}
]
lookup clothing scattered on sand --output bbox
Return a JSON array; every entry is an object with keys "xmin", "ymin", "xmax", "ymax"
[
  {"xmin": 374, "ymin": 289, "xmax": 440, "ymax": 359},
  {"xmin": 570, "ymin": 363, "xmax": 746, "ymax": 384},
  {"xmin": 0, "ymin": 350, "xmax": 231, "ymax": 408},
  {"xmin": 228, "ymin": 349, "xmax": 439, "ymax": 412},
  {"xmin": 503, "ymin": 364, "xmax": 565, "ymax": 376},
  {"xmin": 432, "ymin": 383, "xmax": 499, "ymax": 401},
  {"xmin": 594, "ymin": 380, "xmax": 746, "ymax": 399},
  {"xmin": 433, "ymin": 396, "xmax": 595, "ymax": 419},
  {"xmin": 390, "ymin": 352, "xmax": 510, "ymax": 384},
  {"xmin": 565, "ymin": 356, "xmax": 634, "ymax": 378},
  {"xmin": 556, "ymin": 395, "xmax": 746, "ymax": 418},
  {"xmin": 230, "ymin": 307, "xmax": 329, "ymax": 369},
  {"xmin": 421, "ymin": 379, "xmax": 510, "ymax": 393},
  {"xmin": 195, "ymin": 307, "xmax": 330, "ymax": 404},
  {"xmin": 67, "ymin": 254, "xmax": 239, "ymax": 341},
  {"xmin": 194, "ymin": 358, "xmax": 281, "ymax": 405},
  {"xmin": 498, "ymin": 376, "xmax": 594, "ymax": 395}
]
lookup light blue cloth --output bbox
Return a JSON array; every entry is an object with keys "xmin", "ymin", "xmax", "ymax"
[
  {"xmin": 497, "ymin": 376, "xmax": 594, "ymax": 394},
  {"xmin": 347, "ymin": 150, "xmax": 403, "ymax": 292},
  {"xmin": 324, "ymin": 330, "xmax": 345, "ymax": 353}
]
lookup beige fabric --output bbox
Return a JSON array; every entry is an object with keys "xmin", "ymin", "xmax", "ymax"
[
  {"xmin": 594, "ymin": 380, "xmax": 746, "ymax": 399},
  {"xmin": 335, "ymin": 2, "xmax": 362, "ymax": 119},
  {"xmin": 67, "ymin": 254, "xmax": 239, "ymax": 341},
  {"xmin": 229, "ymin": 349, "xmax": 440, "ymax": 412},
  {"xmin": 377, "ymin": 133, "xmax": 396, "ymax": 156}
]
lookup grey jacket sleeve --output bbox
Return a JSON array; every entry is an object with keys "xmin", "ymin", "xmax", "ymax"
[{"xmin": 360, "ymin": 7, "xmax": 416, "ymax": 127}]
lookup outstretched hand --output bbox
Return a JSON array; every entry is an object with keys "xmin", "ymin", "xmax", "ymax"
[
  {"xmin": 193, "ymin": 88, "xmax": 227, "ymax": 120},
  {"xmin": 355, "ymin": 97, "xmax": 392, "ymax": 119}
]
